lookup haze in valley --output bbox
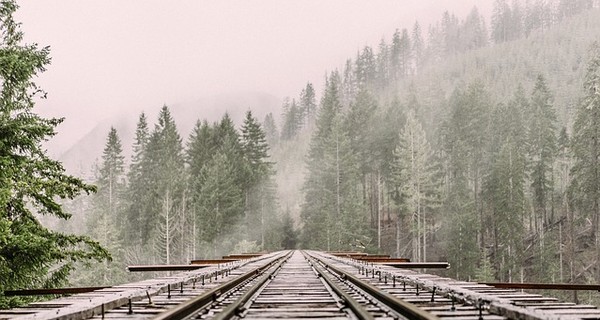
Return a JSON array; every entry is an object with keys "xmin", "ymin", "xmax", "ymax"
[{"xmin": 15, "ymin": 0, "xmax": 492, "ymax": 167}]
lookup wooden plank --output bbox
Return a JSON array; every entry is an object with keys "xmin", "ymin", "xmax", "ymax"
[
  {"xmin": 4, "ymin": 287, "xmax": 110, "ymax": 296},
  {"xmin": 385, "ymin": 262, "xmax": 450, "ymax": 269},
  {"xmin": 126, "ymin": 264, "xmax": 209, "ymax": 272},
  {"xmin": 223, "ymin": 254, "xmax": 263, "ymax": 259},
  {"xmin": 190, "ymin": 259, "xmax": 238, "ymax": 264},
  {"xmin": 357, "ymin": 258, "xmax": 411, "ymax": 263},
  {"xmin": 483, "ymin": 282, "xmax": 600, "ymax": 291}
]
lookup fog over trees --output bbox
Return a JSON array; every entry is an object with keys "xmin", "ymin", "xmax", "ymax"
[{"xmin": 3, "ymin": 0, "xmax": 600, "ymax": 308}]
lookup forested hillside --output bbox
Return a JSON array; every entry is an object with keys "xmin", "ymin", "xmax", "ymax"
[
  {"xmin": 65, "ymin": 107, "xmax": 292, "ymax": 286},
  {"xmin": 270, "ymin": 0, "xmax": 600, "ymax": 299},
  {"xmin": 59, "ymin": 0, "xmax": 600, "ymax": 302}
]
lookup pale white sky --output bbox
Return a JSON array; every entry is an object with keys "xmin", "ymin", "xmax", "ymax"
[{"xmin": 15, "ymin": 1, "xmax": 493, "ymax": 153}]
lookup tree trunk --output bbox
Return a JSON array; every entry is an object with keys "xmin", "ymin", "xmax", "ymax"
[{"xmin": 377, "ymin": 170, "xmax": 381, "ymax": 249}]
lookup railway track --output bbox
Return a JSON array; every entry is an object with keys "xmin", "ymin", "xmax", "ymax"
[{"xmin": 2, "ymin": 250, "xmax": 600, "ymax": 319}]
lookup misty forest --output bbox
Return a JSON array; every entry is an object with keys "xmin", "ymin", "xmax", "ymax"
[{"xmin": 3, "ymin": 0, "xmax": 600, "ymax": 308}]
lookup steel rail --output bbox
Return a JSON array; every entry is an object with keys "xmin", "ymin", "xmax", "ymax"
[
  {"xmin": 211, "ymin": 253, "xmax": 292, "ymax": 320},
  {"xmin": 151, "ymin": 251, "xmax": 290, "ymax": 320},
  {"xmin": 303, "ymin": 252, "xmax": 375, "ymax": 320},
  {"xmin": 308, "ymin": 251, "xmax": 442, "ymax": 320}
]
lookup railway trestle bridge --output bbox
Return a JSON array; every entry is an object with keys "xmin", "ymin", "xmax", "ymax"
[{"xmin": 2, "ymin": 250, "xmax": 600, "ymax": 320}]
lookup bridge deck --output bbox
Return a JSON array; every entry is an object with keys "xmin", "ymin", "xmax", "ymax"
[{"xmin": 1, "ymin": 250, "xmax": 599, "ymax": 320}]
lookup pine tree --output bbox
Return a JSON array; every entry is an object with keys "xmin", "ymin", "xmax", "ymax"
[
  {"xmin": 355, "ymin": 46, "xmax": 376, "ymax": 89},
  {"xmin": 440, "ymin": 84, "xmax": 492, "ymax": 279},
  {"xmin": 441, "ymin": 11, "xmax": 460, "ymax": 54},
  {"xmin": 97, "ymin": 127, "xmax": 125, "ymax": 227},
  {"xmin": 301, "ymin": 72, "xmax": 343, "ymax": 249},
  {"xmin": 483, "ymin": 98, "xmax": 526, "ymax": 281},
  {"xmin": 262, "ymin": 113, "xmax": 279, "ymax": 147},
  {"xmin": 123, "ymin": 113, "xmax": 149, "ymax": 248},
  {"xmin": 280, "ymin": 99, "xmax": 302, "ymax": 141},
  {"xmin": 344, "ymin": 89, "xmax": 378, "ymax": 234},
  {"xmin": 570, "ymin": 44, "xmax": 600, "ymax": 260},
  {"xmin": 412, "ymin": 22, "xmax": 424, "ymax": 74},
  {"xmin": 144, "ymin": 106, "xmax": 185, "ymax": 263},
  {"xmin": 86, "ymin": 127, "xmax": 126, "ymax": 285},
  {"xmin": 392, "ymin": 109, "xmax": 439, "ymax": 262},
  {"xmin": 463, "ymin": 7, "xmax": 488, "ymax": 51},
  {"xmin": 376, "ymin": 38, "xmax": 390, "ymax": 90},
  {"xmin": 196, "ymin": 152, "xmax": 244, "ymax": 254},
  {"xmin": 241, "ymin": 110, "xmax": 276, "ymax": 247},
  {"xmin": 280, "ymin": 209, "xmax": 297, "ymax": 249},
  {"xmin": 527, "ymin": 75, "xmax": 558, "ymax": 229},
  {"xmin": 0, "ymin": 1, "xmax": 108, "ymax": 306},
  {"xmin": 492, "ymin": 0, "xmax": 512, "ymax": 43},
  {"xmin": 187, "ymin": 120, "xmax": 214, "ymax": 188},
  {"xmin": 299, "ymin": 83, "xmax": 317, "ymax": 128}
]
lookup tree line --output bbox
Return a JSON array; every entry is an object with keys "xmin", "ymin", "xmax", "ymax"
[
  {"xmin": 279, "ymin": 4, "xmax": 600, "ymax": 294},
  {"xmin": 72, "ymin": 107, "xmax": 293, "ymax": 285}
]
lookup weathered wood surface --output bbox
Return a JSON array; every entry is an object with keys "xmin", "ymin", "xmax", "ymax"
[
  {"xmin": 318, "ymin": 251, "xmax": 600, "ymax": 320},
  {"xmin": 4, "ymin": 251, "xmax": 600, "ymax": 320},
  {"xmin": 0, "ymin": 252, "xmax": 282, "ymax": 320}
]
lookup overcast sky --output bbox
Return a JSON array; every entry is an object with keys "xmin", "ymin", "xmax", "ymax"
[{"xmin": 15, "ymin": 0, "xmax": 493, "ymax": 153}]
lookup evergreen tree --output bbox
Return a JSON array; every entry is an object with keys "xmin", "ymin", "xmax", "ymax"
[
  {"xmin": 196, "ymin": 152, "xmax": 244, "ymax": 255},
  {"xmin": 492, "ymin": 0, "xmax": 512, "ymax": 43},
  {"xmin": 341, "ymin": 59, "xmax": 357, "ymax": 107},
  {"xmin": 184, "ymin": 120, "xmax": 214, "ymax": 259},
  {"xmin": 96, "ymin": 127, "xmax": 125, "ymax": 227},
  {"xmin": 483, "ymin": 98, "xmax": 527, "ymax": 281},
  {"xmin": 440, "ymin": 84, "xmax": 492, "ymax": 279},
  {"xmin": 390, "ymin": 29, "xmax": 411, "ymax": 79},
  {"xmin": 241, "ymin": 111, "xmax": 276, "ymax": 247},
  {"xmin": 280, "ymin": 99, "xmax": 302, "ymax": 141},
  {"xmin": 376, "ymin": 38, "xmax": 390, "ymax": 89},
  {"xmin": 215, "ymin": 113, "xmax": 248, "ymax": 191},
  {"xmin": 187, "ymin": 120, "xmax": 214, "ymax": 186},
  {"xmin": 571, "ymin": 44, "xmax": 600, "ymax": 249},
  {"xmin": 262, "ymin": 113, "xmax": 279, "ymax": 147},
  {"xmin": 86, "ymin": 127, "xmax": 126, "ymax": 285},
  {"xmin": 144, "ymin": 106, "xmax": 185, "ymax": 263},
  {"xmin": 280, "ymin": 209, "xmax": 297, "ymax": 249},
  {"xmin": 301, "ymin": 72, "xmax": 343, "ymax": 249},
  {"xmin": 527, "ymin": 75, "xmax": 558, "ymax": 229},
  {"xmin": 299, "ymin": 83, "xmax": 317, "ymax": 128},
  {"xmin": 344, "ymin": 89, "xmax": 379, "ymax": 232},
  {"xmin": 412, "ymin": 22, "xmax": 424, "ymax": 74},
  {"xmin": 441, "ymin": 11, "xmax": 460, "ymax": 54},
  {"xmin": 0, "ymin": 1, "xmax": 108, "ymax": 307},
  {"xmin": 355, "ymin": 46, "xmax": 376, "ymax": 89},
  {"xmin": 392, "ymin": 109, "xmax": 439, "ymax": 262},
  {"xmin": 463, "ymin": 7, "xmax": 488, "ymax": 50},
  {"xmin": 123, "ymin": 113, "xmax": 149, "ymax": 247}
]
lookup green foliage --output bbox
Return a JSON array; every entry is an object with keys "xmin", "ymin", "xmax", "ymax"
[
  {"xmin": 527, "ymin": 74, "xmax": 558, "ymax": 227},
  {"xmin": 262, "ymin": 113, "xmax": 278, "ymax": 147},
  {"xmin": 123, "ymin": 113, "xmax": 149, "ymax": 246},
  {"xmin": 280, "ymin": 99, "xmax": 303, "ymax": 141},
  {"xmin": 392, "ymin": 109, "xmax": 440, "ymax": 261},
  {"xmin": 475, "ymin": 248, "xmax": 495, "ymax": 282},
  {"xmin": 570, "ymin": 43, "xmax": 600, "ymax": 239},
  {"xmin": 82, "ymin": 128, "xmax": 126, "ymax": 285},
  {"xmin": 0, "ymin": 0, "xmax": 108, "ymax": 305}
]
